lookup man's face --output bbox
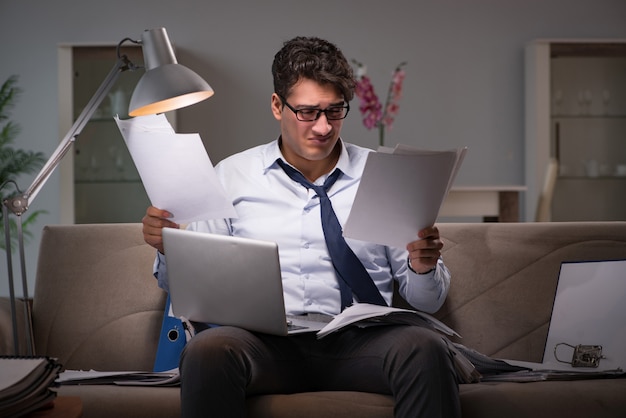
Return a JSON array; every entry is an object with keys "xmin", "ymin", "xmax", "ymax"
[{"xmin": 271, "ymin": 78, "xmax": 346, "ymax": 173}]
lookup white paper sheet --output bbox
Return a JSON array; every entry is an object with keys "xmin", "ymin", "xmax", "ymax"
[
  {"xmin": 316, "ymin": 303, "xmax": 459, "ymax": 339},
  {"xmin": 115, "ymin": 114, "xmax": 236, "ymax": 224},
  {"xmin": 343, "ymin": 145, "xmax": 467, "ymax": 248}
]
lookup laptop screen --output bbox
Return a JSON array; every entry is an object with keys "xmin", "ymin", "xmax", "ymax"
[{"xmin": 542, "ymin": 259, "xmax": 626, "ymax": 371}]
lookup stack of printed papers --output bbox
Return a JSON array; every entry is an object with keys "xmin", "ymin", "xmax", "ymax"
[{"xmin": 0, "ymin": 356, "xmax": 62, "ymax": 417}]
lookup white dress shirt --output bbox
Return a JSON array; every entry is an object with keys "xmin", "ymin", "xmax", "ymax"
[{"xmin": 154, "ymin": 139, "xmax": 450, "ymax": 315}]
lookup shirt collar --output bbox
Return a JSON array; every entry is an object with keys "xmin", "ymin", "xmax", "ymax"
[{"xmin": 263, "ymin": 137, "xmax": 357, "ymax": 180}]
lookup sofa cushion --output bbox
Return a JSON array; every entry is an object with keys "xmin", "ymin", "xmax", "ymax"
[
  {"xmin": 57, "ymin": 385, "xmax": 180, "ymax": 418},
  {"xmin": 458, "ymin": 379, "xmax": 626, "ymax": 418},
  {"xmin": 32, "ymin": 223, "xmax": 165, "ymax": 371},
  {"xmin": 56, "ymin": 378, "xmax": 626, "ymax": 418}
]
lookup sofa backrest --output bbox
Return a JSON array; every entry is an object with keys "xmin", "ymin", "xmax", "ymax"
[
  {"xmin": 432, "ymin": 222, "xmax": 626, "ymax": 362},
  {"xmin": 33, "ymin": 223, "xmax": 163, "ymax": 371},
  {"xmin": 32, "ymin": 222, "xmax": 626, "ymax": 371}
]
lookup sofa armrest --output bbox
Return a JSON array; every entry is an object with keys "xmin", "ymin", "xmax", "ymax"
[{"xmin": 0, "ymin": 296, "xmax": 29, "ymax": 355}]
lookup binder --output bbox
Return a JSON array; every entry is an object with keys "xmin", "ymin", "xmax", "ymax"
[{"xmin": 153, "ymin": 295, "xmax": 186, "ymax": 372}]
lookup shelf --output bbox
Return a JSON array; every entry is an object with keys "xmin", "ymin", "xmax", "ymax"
[
  {"xmin": 558, "ymin": 176, "xmax": 626, "ymax": 180},
  {"xmin": 525, "ymin": 39, "xmax": 626, "ymax": 222},
  {"xmin": 73, "ymin": 116, "xmax": 124, "ymax": 122},
  {"xmin": 75, "ymin": 179, "xmax": 142, "ymax": 184},
  {"xmin": 551, "ymin": 114, "xmax": 626, "ymax": 119}
]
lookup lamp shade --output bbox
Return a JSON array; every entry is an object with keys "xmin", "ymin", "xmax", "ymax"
[{"xmin": 129, "ymin": 28, "xmax": 214, "ymax": 116}]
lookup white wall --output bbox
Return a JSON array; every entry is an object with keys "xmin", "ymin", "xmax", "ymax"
[{"xmin": 2, "ymin": 0, "xmax": 626, "ymax": 296}]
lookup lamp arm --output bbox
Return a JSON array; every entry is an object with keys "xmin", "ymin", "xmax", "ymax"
[
  {"xmin": 5, "ymin": 55, "xmax": 134, "ymax": 214},
  {"xmin": 1, "ymin": 53, "xmax": 135, "ymax": 355}
]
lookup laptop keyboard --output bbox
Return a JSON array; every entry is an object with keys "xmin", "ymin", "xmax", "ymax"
[
  {"xmin": 286, "ymin": 313, "xmax": 332, "ymax": 332},
  {"xmin": 286, "ymin": 320, "xmax": 308, "ymax": 331}
]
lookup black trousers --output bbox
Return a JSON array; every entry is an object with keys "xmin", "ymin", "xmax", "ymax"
[{"xmin": 179, "ymin": 324, "xmax": 461, "ymax": 418}]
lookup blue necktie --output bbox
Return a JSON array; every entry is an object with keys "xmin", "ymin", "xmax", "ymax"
[{"xmin": 277, "ymin": 159, "xmax": 386, "ymax": 310}]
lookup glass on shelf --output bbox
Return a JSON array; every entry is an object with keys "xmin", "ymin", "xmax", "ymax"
[
  {"xmin": 551, "ymin": 86, "xmax": 625, "ymax": 118},
  {"xmin": 602, "ymin": 89, "xmax": 611, "ymax": 116},
  {"xmin": 576, "ymin": 90, "xmax": 592, "ymax": 115},
  {"xmin": 558, "ymin": 161, "xmax": 626, "ymax": 179},
  {"xmin": 553, "ymin": 90, "xmax": 563, "ymax": 115}
]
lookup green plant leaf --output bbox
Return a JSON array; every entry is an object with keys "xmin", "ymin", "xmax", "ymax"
[
  {"xmin": 0, "ymin": 210, "xmax": 48, "ymax": 251},
  {"xmin": 0, "ymin": 75, "xmax": 46, "ymax": 253}
]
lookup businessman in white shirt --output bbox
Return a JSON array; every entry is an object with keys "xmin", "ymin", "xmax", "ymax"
[{"xmin": 142, "ymin": 36, "xmax": 460, "ymax": 418}]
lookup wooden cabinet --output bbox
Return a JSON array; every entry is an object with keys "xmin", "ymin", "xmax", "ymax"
[{"xmin": 525, "ymin": 40, "xmax": 626, "ymax": 221}]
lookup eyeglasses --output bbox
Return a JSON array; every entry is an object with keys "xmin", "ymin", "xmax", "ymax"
[{"xmin": 279, "ymin": 95, "xmax": 350, "ymax": 122}]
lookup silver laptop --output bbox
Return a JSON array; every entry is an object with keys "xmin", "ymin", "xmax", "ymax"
[
  {"xmin": 162, "ymin": 227, "xmax": 329, "ymax": 336},
  {"xmin": 541, "ymin": 259, "xmax": 626, "ymax": 371}
]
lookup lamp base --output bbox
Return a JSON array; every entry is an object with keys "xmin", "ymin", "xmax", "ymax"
[{"xmin": 2, "ymin": 201, "xmax": 35, "ymax": 356}]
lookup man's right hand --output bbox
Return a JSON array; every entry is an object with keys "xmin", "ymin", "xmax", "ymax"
[{"xmin": 142, "ymin": 206, "xmax": 180, "ymax": 254}]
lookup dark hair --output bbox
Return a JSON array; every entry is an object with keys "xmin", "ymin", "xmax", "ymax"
[{"xmin": 272, "ymin": 36, "xmax": 355, "ymax": 102}]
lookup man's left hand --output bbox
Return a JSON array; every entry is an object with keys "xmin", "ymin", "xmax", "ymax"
[{"xmin": 406, "ymin": 226, "xmax": 443, "ymax": 274}]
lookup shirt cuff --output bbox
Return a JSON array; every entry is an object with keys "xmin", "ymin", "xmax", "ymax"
[
  {"xmin": 154, "ymin": 251, "xmax": 169, "ymax": 292},
  {"xmin": 407, "ymin": 256, "xmax": 436, "ymax": 275}
]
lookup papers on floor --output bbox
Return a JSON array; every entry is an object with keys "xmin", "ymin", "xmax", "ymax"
[
  {"xmin": 57, "ymin": 369, "xmax": 180, "ymax": 387},
  {"xmin": 115, "ymin": 114, "xmax": 236, "ymax": 224},
  {"xmin": 0, "ymin": 356, "xmax": 62, "ymax": 417}
]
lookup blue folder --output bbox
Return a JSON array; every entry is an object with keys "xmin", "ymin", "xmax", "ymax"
[{"xmin": 153, "ymin": 295, "xmax": 187, "ymax": 372}]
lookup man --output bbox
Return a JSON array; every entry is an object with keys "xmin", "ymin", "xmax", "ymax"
[{"xmin": 142, "ymin": 36, "xmax": 460, "ymax": 418}]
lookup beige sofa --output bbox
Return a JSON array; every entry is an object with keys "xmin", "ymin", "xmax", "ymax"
[{"xmin": 1, "ymin": 222, "xmax": 625, "ymax": 418}]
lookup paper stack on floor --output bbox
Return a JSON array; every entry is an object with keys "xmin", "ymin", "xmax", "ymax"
[{"xmin": 0, "ymin": 356, "xmax": 62, "ymax": 417}]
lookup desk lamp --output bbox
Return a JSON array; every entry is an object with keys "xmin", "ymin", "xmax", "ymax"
[{"xmin": 2, "ymin": 27, "xmax": 214, "ymax": 355}]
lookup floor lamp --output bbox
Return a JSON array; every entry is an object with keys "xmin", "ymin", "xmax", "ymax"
[{"xmin": 1, "ymin": 27, "xmax": 214, "ymax": 356}]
